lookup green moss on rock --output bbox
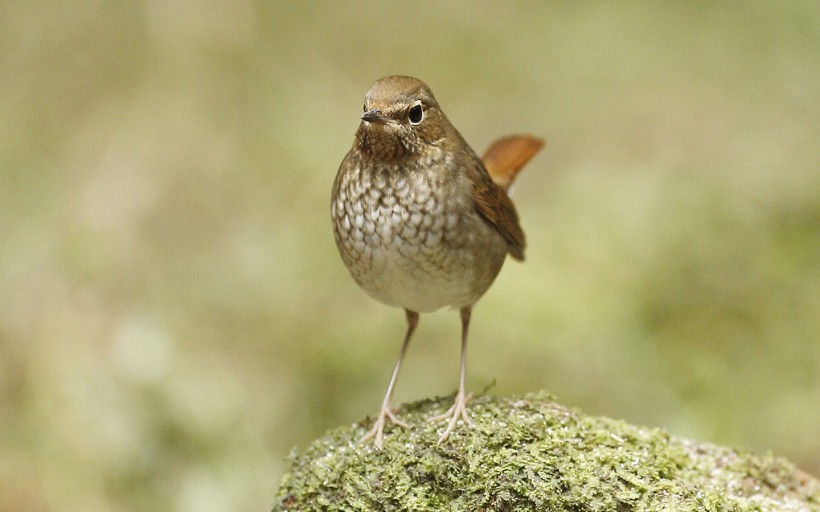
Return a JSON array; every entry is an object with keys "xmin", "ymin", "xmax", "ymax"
[{"xmin": 274, "ymin": 392, "xmax": 819, "ymax": 511}]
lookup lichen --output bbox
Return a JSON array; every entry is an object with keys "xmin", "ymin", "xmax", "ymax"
[{"xmin": 273, "ymin": 392, "xmax": 819, "ymax": 511}]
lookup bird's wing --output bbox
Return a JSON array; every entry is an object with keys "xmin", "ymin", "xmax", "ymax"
[{"xmin": 471, "ymin": 162, "xmax": 526, "ymax": 261}]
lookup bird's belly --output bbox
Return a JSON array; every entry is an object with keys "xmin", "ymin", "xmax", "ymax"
[
  {"xmin": 332, "ymin": 197, "xmax": 508, "ymax": 313},
  {"xmin": 357, "ymin": 241, "xmax": 486, "ymax": 313}
]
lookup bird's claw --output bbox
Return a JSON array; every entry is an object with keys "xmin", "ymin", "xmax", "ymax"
[
  {"xmin": 360, "ymin": 404, "xmax": 408, "ymax": 449},
  {"xmin": 430, "ymin": 392, "xmax": 473, "ymax": 446}
]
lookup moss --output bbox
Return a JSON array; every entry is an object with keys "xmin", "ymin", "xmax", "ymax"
[{"xmin": 274, "ymin": 392, "xmax": 819, "ymax": 511}]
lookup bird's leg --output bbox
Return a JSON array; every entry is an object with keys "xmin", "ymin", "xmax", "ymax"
[
  {"xmin": 360, "ymin": 309, "xmax": 418, "ymax": 449},
  {"xmin": 431, "ymin": 306, "xmax": 474, "ymax": 445}
]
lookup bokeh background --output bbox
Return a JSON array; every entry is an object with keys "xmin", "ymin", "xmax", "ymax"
[{"xmin": 1, "ymin": 1, "xmax": 818, "ymax": 510}]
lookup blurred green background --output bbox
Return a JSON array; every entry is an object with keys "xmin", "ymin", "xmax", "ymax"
[{"xmin": 1, "ymin": 1, "xmax": 818, "ymax": 510}]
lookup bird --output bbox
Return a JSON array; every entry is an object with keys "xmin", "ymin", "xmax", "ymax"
[{"xmin": 331, "ymin": 75, "xmax": 543, "ymax": 448}]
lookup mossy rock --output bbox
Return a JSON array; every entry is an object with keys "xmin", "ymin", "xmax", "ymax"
[{"xmin": 274, "ymin": 392, "xmax": 818, "ymax": 511}]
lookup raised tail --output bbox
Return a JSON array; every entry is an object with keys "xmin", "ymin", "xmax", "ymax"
[{"xmin": 481, "ymin": 135, "xmax": 545, "ymax": 193}]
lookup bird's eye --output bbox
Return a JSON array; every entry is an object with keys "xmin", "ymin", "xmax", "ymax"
[
  {"xmin": 363, "ymin": 103, "xmax": 367, "ymax": 112},
  {"xmin": 408, "ymin": 104, "xmax": 423, "ymax": 125}
]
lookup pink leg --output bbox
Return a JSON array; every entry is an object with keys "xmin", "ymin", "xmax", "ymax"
[
  {"xmin": 431, "ymin": 306, "xmax": 474, "ymax": 445},
  {"xmin": 360, "ymin": 309, "xmax": 418, "ymax": 449}
]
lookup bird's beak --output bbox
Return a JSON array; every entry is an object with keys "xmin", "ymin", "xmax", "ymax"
[{"xmin": 361, "ymin": 109, "xmax": 389, "ymax": 124}]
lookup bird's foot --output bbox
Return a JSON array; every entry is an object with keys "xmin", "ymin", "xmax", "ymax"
[
  {"xmin": 430, "ymin": 391, "xmax": 473, "ymax": 446},
  {"xmin": 360, "ymin": 403, "xmax": 408, "ymax": 450}
]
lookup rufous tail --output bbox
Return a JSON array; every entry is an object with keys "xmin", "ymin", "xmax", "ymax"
[{"xmin": 481, "ymin": 135, "xmax": 545, "ymax": 193}]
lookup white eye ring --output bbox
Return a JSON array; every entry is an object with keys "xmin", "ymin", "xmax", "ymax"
[{"xmin": 408, "ymin": 103, "xmax": 423, "ymax": 125}]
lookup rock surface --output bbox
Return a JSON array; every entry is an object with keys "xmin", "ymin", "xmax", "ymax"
[{"xmin": 274, "ymin": 392, "xmax": 819, "ymax": 511}]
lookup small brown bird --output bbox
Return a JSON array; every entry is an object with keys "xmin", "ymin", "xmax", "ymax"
[{"xmin": 331, "ymin": 76, "xmax": 543, "ymax": 448}]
